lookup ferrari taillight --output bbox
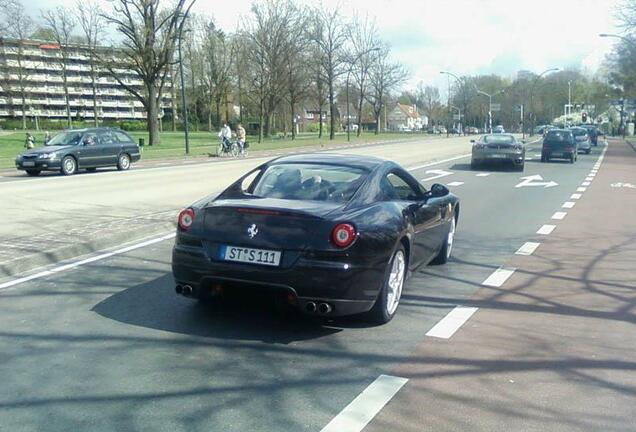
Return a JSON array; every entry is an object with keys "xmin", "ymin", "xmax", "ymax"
[
  {"xmin": 331, "ymin": 223, "xmax": 356, "ymax": 248},
  {"xmin": 178, "ymin": 208, "xmax": 195, "ymax": 230}
]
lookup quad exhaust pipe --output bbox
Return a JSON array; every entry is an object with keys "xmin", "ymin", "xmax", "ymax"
[{"xmin": 305, "ymin": 301, "xmax": 332, "ymax": 315}]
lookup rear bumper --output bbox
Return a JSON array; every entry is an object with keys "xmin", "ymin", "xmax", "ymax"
[
  {"xmin": 472, "ymin": 149, "xmax": 524, "ymax": 164},
  {"xmin": 171, "ymin": 244, "xmax": 385, "ymax": 317}
]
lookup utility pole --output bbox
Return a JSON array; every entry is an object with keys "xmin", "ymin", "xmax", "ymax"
[{"xmin": 520, "ymin": 104, "xmax": 524, "ymax": 139}]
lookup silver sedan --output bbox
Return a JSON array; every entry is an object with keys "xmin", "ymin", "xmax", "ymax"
[{"xmin": 470, "ymin": 134, "xmax": 525, "ymax": 171}]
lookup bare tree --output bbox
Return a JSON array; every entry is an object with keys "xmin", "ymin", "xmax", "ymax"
[
  {"xmin": 2, "ymin": 0, "xmax": 33, "ymax": 129},
  {"xmin": 76, "ymin": 0, "xmax": 105, "ymax": 127},
  {"xmin": 42, "ymin": 7, "xmax": 76, "ymax": 127},
  {"xmin": 102, "ymin": 0, "xmax": 196, "ymax": 146},
  {"xmin": 311, "ymin": 6, "xmax": 348, "ymax": 140},
  {"xmin": 282, "ymin": 5, "xmax": 309, "ymax": 140},
  {"xmin": 366, "ymin": 45, "xmax": 408, "ymax": 134},
  {"xmin": 348, "ymin": 15, "xmax": 380, "ymax": 136},
  {"xmin": 418, "ymin": 83, "xmax": 442, "ymax": 127}
]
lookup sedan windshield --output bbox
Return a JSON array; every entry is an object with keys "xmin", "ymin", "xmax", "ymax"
[
  {"xmin": 483, "ymin": 135, "xmax": 514, "ymax": 144},
  {"xmin": 251, "ymin": 163, "xmax": 368, "ymax": 202},
  {"xmin": 46, "ymin": 132, "xmax": 83, "ymax": 146},
  {"xmin": 571, "ymin": 129, "xmax": 587, "ymax": 137}
]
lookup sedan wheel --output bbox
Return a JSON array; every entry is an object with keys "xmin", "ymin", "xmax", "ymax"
[
  {"xmin": 117, "ymin": 153, "xmax": 131, "ymax": 171},
  {"xmin": 61, "ymin": 156, "xmax": 77, "ymax": 175},
  {"xmin": 369, "ymin": 245, "xmax": 407, "ymax": 324}
]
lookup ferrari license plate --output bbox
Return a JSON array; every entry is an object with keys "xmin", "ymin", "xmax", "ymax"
[
  {"xmin": 22, "ymin": 161, "xmax": 35, "ymax": 167},
  {"xmin": 219, "ymin": 245, "xmax": 281, "ymax": 266},
  {"xmin": 491, "ymin": 154, "xmax": 507, "ymax": 158}
]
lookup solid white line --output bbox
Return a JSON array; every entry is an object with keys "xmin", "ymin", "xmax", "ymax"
[
  {"xmin": 0, "ymin": 232, "xmax": 176, "ymax": 291},
  {"xmin": 515, "ymin": 242, "xmax": 540, "ymax": 256},
  {"xmin": 562, "ymin": 201, "xmax": 575, "ymax": 209},
  {"xmin": 552, "ymin": 211, "xmax": 567, "ymax": 220},
  {"xmin": 476, "ymin": 173, "xmax": 490, "ymax": 177},
  {"xmin": 320, "ymin": 375, "xmax": 408, "ymax": 432},
  {"xmin": 570, "ymin": 193, "xmax": 582, "ymax": 199},
  {"xmin": 407, "ymin": 153, "xmax": 471, "ymax": 171},
  {"xmin": 446, "ymin": 181, "xmax": 464, "ymax": 186},
  {"xmin": 426, "ymin": 306, "xmax": 479, "ymax": 339},
  {"xmin": 581, "ymin": 181, "xmax": 591, "ymax": 186},
  {"xmin": 577, "ymin": 187, "xmax": 587, "ymax": 192},
  {"xmin": 482, "ymin": 267, "xmax": 516, "ymax": 287},
  {"xmin": 537, "ymin": 224, "xmax": 556, "ymax": 235}
]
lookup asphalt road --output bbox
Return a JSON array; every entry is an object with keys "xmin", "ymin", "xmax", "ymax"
[{"xmin": 1, "ymin": 137, "xmax": 633, "ymax": 432}]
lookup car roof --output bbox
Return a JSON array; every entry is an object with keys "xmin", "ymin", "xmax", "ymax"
[
  {"xmin": 547, "ymin": 128, "xmax": 571, "ymax": 133},
  {"xmin": 60, "ymin": 127, "xmax": 124, "ymax": 133},
  {"xmin": 270, "ymin": 153, "xmax": 387, "ymax": 170}
]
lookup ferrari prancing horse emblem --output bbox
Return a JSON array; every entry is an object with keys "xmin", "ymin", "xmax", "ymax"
[{"xmin": 247, "ymin": 224, "xmax": 258, "ymax": 239}]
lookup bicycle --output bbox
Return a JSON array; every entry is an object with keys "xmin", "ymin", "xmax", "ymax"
[{"xmin": 217, "ymin": 137, "xmax": 240, "ymax": 158}]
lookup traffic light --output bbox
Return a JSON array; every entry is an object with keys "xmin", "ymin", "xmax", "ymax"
[{"xmin": 582, "ymin": 112, "xmax": 588, "ymax": 123}]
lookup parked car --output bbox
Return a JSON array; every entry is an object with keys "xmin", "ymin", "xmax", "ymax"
[
  {"xmin": 471, "ymin": 134, "xmax": 525, "ymax": 171},
  {"xmin": 569, "ymin": 127, "xmax": 592, "ymax": 154},
  {"xmin": 493, "ymin": 125, "xmax": 505, "ymax": 134},
  {"xmin": 437, "ymin": 126, "xmax": 447, "ymax": 134},
  {"xmin": 15, "ymin": 127, "xmax": 141, "ymax": 176},
  {"xmin": 541, "ymin": 129, "xmax": 577, "ymax": 163},
  {"xmin": 172, "ymin": 153, "xmax": 460, "ymax": 324}
]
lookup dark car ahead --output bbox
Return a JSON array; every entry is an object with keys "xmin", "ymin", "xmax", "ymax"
[
  {"xmin": 15, "ymin": 127, "xmax": 141, "ymax": 176},
  {"xmin": 581, "ymin": 125, "xmax": 600, "ymax": 146},
  {"xmin": 541, "ymin": 129, "xmax": 577, "ymax": 163},
  {"xmin": 172, "ymin": 153, "xmax": 459, "ymax": 324},
  {"xmin": 470, "ymin": 133, "xmax": 525, "ymax": 171}
]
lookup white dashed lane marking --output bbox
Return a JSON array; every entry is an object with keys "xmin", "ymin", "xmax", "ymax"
[
  {"xmin": 482, "ymin": 267, "xmax": 516, "ymax": 287},
  {"xmin": 577, "ymin": 187, "xmax": 587, "ymax": 192},
  {"xmin": 426, "ymin": 306, "xmax": 479, "ymax": 339},
  {"xmin": 476, "ymin": 173, "xmax": 490, "ymax": 177},
  {"xmin": 552, "ymin": 211, "xmax": 567, "ymax": 220},
  {"xmin": 582, "ymin": 181, "xmax": 591, "ymax": 186},
  {"xmin": 537, "ymin": 224, "xmax": 556, "ymax": 235},
  {"xmin": 571, "ymin": 193, "xmax": 582, "ymax": 199},
  {"xmin": 515, "ymin": 242, "xmax": 540, "ymax": 256},
  {"xmin": 320, "ymin": 375, "xmax": 408, "ymax": 432},
  {"xmin": 562, "ymin": 202, "xmax": 575, "ymax": 209},
  {"xmin": 446, "ymin": 181, "xmax": 464, "ymax": 187}
]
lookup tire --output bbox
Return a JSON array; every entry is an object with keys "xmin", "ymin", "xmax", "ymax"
[
  {"xmin": 117, "ymin": 153, "xmax": 131, "ymax": 171},
  {"xmin": 61, "ymin": 156, "xmax": 77, "ymax": 175},
  {"xmin": 368, "ymin": 244, "xmax": 407, "ymax": 324},
  {"xmin": 432, "ymin": 214, "xmax": 456, "ymax": 265},
  {"xmin": 217, "ymin": 142, "xmax": 224, "ymax": 157},
  {"xmin": 26, "ymin": 169, "xmax": 41, "ymax": 176},
  {"xmin": 586, "ymin": 149, "xmax": 591, "ymax": 154},
  {"xmin": 230, "ymin": 143, "xmax": 240, "ymax": 157},
  {"xmin": 470, "ymin": 160, "xmax": 479, "ymax": 170}
]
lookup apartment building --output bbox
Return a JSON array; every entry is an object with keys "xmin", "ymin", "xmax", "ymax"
[{"xmin": 0, "ymin": 38, "xmax": 171, "ymax": 122}]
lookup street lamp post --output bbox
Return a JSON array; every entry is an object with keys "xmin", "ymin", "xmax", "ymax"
[
  {"xmin": 346, "ymin": 47, "xmax": 380, "ymax": 142},
  {"xmin": 528, "ymin": 68, "xmax": 559, "ymax": 136},
  {"xmin": 177, "ymin": 18, "xmax": 190, "ymax": 154},
  {"xmin": 440, "ymin": 71, "xmax": 465, "ymax": 136},
  {"xmin": 476, "ymin": 88, "xmax": 504, "ymax": 133}
]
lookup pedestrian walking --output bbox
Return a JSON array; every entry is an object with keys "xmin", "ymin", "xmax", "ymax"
[
  {"xmin": 236, "ymin": 123, "xmax": 246, "ymax": 154},
  {"xmin": 25, "ymin": 133, "xmax": 35, "ymax": 149}
]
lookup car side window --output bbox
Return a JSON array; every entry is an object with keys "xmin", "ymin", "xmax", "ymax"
[
  {"xmin": 386, "ymin": 172, "xmax": 421, "ymax": 201},
  {"xmin": 98, "ymin": 131, "xmax": 115, "ymax": 146},
  {"xmin": 113, "ymin": 131, "xmax": 134, "ymax": 144},
  {"xmin": 82, "ymin": 133, "xmax": 99, "ymax": 146}
]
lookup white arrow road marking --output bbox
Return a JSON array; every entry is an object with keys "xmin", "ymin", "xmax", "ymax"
[
  {"xmin": 515, "ymin": 174, "xmax": 558, "ymax": 188},
  {"xmin": 421, "ymin": 169, "xmax": 453, "ymax": 182}
]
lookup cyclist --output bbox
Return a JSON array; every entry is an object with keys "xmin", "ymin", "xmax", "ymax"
[{"xmin": 218, "ymin": 123, "xmax": 232, "ymax": 149}]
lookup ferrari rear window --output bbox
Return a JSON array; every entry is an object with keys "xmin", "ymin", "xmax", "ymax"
[
  {"xmin": 251, "ymin": 163, "xmax": 368, "ymax": 202},
  {"xmin": 483, "ymin": 135, "xmax": 514, "ymax": 144}
]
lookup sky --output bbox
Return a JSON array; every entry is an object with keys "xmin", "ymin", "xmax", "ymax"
[{"xmin": 29, "ymin": 0, "xmax": 622, "ymax": 93}]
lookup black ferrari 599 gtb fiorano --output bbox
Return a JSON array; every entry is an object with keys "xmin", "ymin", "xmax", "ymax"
[{"xmin": 172, "ymin": 153, "xmax": 459, "ymax": 324}]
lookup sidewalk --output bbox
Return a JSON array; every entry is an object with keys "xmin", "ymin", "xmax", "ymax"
[{"xmin": 366, "ymin": 138, "xmax": 636, "ymax": 431}]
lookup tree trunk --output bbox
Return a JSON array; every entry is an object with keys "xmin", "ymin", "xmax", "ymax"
[
  {"xmin": 356, "ymin": 96, "xmax": 364, "ymax": 137},
  {"xmin": 208, "ymin": 109, "xmax": 212, "ymax": 132},
  {"xmin": 290, "ymin": 100, "xmax": 296, "ymax": 140},
  {"xmin": 91, "ymin": 66, "xmax": 98, "ymax": 127},
  {"xmin": 258, "ymin": 98, "xmax": 264, "ymax": 144},
  {"xmin": 147, "ymin": 84, "xmax": 161, "ymax": 146},
  {"xmin": 171, "ymin": 68, "xmax": 177, "ymax": 132},
  {"xmin": 328, "ymin": 78, "xmax": 335, "ymax": 140},
  {"xmin": 375, "ymin": 111, "xmax": 380, "ymax": 135},
  {"xmin": 21, "ymin": 92, "xmax": 26, "ymax": 130},
  {"xmin": 215, "ymin": 97, "xmax": 221, "ymax": 129}
]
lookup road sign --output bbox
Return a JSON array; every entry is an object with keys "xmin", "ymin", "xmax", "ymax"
[
  {"xmin": 515, "ymin": 175, "xmax": 558, "ymax": 188},
  {"xmin": 453, "ymin": 114, "xmax": 461, "ymax": 120},
  {"xmin": 421, "ymin": 169, "xmax": 453, "ymax": 182},
  {"xmin": 491, "ymin": 103, "xmax": 501, "ymax": 112}
]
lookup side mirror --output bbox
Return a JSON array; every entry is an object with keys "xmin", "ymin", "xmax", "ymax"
[{"xmin": 430, "ymin": 183, "xmax": 449, "ymax": 198}]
